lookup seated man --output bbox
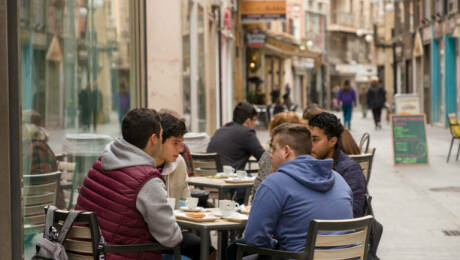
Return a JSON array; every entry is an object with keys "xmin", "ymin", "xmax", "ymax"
[
  {"xmin": 207, "ymin": 102, "xmax": 265, "ymax": 170},
  {"xmin": 243, "ymin": 123, "xmax": 353, "ymax": 253},
  {"xmin": 308, "ymin": 112, "xmax": 367, "ymax": 217},
  {"xmin": 156, "ymin": 110, "xmax": 190, "ymax": 204},
  {"xmin": 75, "ymin": 108, "xmax": 182, "ymax": 260}
]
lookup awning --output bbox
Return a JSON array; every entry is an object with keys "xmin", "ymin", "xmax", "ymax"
[{"xmin": 263, "ymin": 34, "xmax": 322, "ymax": 67}]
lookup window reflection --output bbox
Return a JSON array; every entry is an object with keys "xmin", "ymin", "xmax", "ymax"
[{"xmin": 21, "ymin": 0, "xmax": 138, "ymax": 257}]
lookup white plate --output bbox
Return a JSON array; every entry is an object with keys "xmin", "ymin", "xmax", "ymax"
[
  {"xmin": 175, "ymin": 211, "xmax": 218, "ymax": 222},
  {"xmin": 180, "ymin": 206, "xmax": 204, "ymax": 212},
  {"xmin": 222, "ymin": 213, "xmax": 248, "ymax": 223}
]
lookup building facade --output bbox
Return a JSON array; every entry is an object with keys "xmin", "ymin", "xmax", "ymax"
[{"xmin": 390, "ymin": 0, "xmax": 460, "ymax": 126}]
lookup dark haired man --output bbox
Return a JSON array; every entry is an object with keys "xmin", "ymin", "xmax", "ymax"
[
  {"xmin": 155, "ymin": 110, "xmax": 190, "ymax": 204},
  {"xmin": 76, "ymin": 108, "xmax": 182, "ymax": 260},
  {"xmin": 243, "ymin": 123, "xmax": 353, "ymax": 253},
  {"xmin": 308, "ymin": 112, "xmax": 367, "ymax": 217},
  {"xmin": 207, "ymin": 102, "xmax": 265, "ymax": 170}
]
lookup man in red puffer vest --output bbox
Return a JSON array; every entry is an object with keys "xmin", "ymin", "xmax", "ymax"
[{"xmin": 76, "ymin": 108, "xmax": 182, "ymax": 260}]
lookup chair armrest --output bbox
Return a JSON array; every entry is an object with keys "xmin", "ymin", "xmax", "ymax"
[{"xmin": 236, "ymin": 243, "xmax": 304, "ymax": 259}]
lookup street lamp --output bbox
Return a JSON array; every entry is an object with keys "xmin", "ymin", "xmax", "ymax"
[
  {"xmin": 365, "ymin": 34, "xmax": 373, "ymax": 43},
  {"xmin": 356, "ymin": 29, "xmax": 364, "ymax": 37},
  {"xmin": 306, "ymin": 40, "xmax": 313, "ymax": 49},
  {"xmin": 385, "ymin": 3, "xmax": 394, "ymax": 12}
]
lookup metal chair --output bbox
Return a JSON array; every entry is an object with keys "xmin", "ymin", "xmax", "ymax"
[
  {"xmin": 190, "ymin": 152, "xmax": 223, "ymax": 176},
  {"xmin": 44, "ymin": 206, "xmax": 181, "ymax": 260},
  {"xmin": 447, "ymin": 113, "xmax": 460, "ymax": 162},
  {"xmin": 359, "ymin": 132, "xmax": 370, "ymax": 154},
  {"xmin": 350, "ymin": 148, "xmax": 376, "ymax": 185},
  {"xmin": 236, "ymin": 215, "xmax": 374, "ymax": 260}
]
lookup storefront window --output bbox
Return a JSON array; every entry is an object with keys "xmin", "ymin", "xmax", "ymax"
[{"xmin": 21, "ymin": 0, "xmax": 139, "ymax": 257}]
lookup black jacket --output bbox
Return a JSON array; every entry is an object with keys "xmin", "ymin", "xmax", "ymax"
[
  {"xmin": 334, "ymin": 149, "xmax": 367, "ymax": 217},
  {"xmin": 367, "ymin": 85, "xmax": 386, "ymax": 109}
]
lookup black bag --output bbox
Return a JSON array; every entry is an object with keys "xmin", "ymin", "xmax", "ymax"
[{"xmin": 32, "ymin": 206, "xmax": 81, "ymax": 260}]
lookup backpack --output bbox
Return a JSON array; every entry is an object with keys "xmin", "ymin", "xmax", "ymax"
[{"xmin": 32, "ymin": 206, "xmax": 81, "ymax": 260}]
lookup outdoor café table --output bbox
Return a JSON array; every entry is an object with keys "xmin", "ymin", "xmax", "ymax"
[
  {"xmin": 176, "ymin": 209, "xmax": 247, "ymax": 260},
  {"xmin": 187, "ymin": 176, "xmax": 255, "ymax": 204}
]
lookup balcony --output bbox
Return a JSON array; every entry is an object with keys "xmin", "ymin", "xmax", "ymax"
[{"xmin": 328, "ymin": 12, "xmax": 372, "ymax": 33}]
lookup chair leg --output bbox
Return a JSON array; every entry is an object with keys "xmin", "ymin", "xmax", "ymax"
[
  {"xmin": 236, "ymin": 247, "xmax": 244, "ymax": 260},
  {"xmin": 456, "ymin": 140, "xmax": 460, "ymax": 161},
  {"xmin": 447, "ymin": 137, "xmax": 454, "ymax": 162}
]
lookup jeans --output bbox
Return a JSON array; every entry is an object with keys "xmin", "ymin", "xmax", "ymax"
[{"xmin": 342, "ymin": 104, "xmax": 353, "ymax": 129}]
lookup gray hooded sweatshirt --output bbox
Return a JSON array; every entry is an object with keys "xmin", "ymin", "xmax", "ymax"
[{"xmin": 101, "ymin": 138, "xmax": 182, "ymax": 247}]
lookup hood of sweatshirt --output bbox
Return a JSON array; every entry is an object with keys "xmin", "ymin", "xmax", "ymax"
[
  {"xmin": 101, "ymin": 138, "xmax": 156, "ymax": 170},
  {"xmin": 278, "ymin": 154, "xmax": 335, "ymax": 192}
]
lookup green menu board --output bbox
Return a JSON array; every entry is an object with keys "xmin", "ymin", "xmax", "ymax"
[{"xmin": 391, "ymin": 114, "xmax": 429, "ymax": 165}]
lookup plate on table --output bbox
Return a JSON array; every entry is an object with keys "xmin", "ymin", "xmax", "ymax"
[
  {"xmin": 180, "ymin": 206, "xmax": 204, "ymax": 212},
  {"xmin": 175, "ymin": 211, "xmax": 218, "ymax": 222},
  {"xmin": 224, "ymin": 177, "xmax": 256, "ymax": 183},
  {"xmin": 222, "ymin": 213, "xmax": 248, "ymax": 223},
  {"xmin": 238, "ymin": 205, "xmax": 251, "ymax": 215}
]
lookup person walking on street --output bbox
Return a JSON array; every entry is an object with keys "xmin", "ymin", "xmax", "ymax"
[
  {"xmin": 367, "ymin": 79, "xmax": 386, "ymax": 130},
  {"xmin": 337, "ymin": 80, "xmax": 356, "ymax": 130},
  {"xmin": 359, "ymin": 85, "xmax": 368, "ymax": 118}
]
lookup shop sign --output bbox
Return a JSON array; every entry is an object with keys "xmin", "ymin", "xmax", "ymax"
[
  {"xmin": 241, "ymin": 0, "xmax": 286, "ymax": 22},
  {"xmin": 294, "ymin": 58, "xmax": 314, "ymax": 69},
  {"xmin": 422, "ymin": 26, "xmax": 431, "ymax": 43},
  {"xmin": 413, "ymin": 31, "xmax": 423, "ymax": 57},
  {"xmin": 246, "ymin": 32, "xmax": 266, "ymax": 48}
]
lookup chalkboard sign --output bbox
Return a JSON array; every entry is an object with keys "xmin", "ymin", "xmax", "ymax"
[{"xmin": 391, "ymin": 114, "xmax": 429, "ymax": 165}]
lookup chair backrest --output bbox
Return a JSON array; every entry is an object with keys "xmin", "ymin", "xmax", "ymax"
[
  {"xmin": 350, "ymin": 148, "xmax": 376, "ymax": 185},
  {"xmin": 57, "ymin": 161, "xmax": 76, "ymax": 209},
  {"xmin": 358, "ymin": 133, "xmax": 370, "ymax": 154},
  {"xmin": 45, "ymin": 207, "xmax": 101, "ymax": 260},
  {"xmin": 190, "ymin": 153, "xmax": 223, "ymax": 176},
  {"xmin": 448, "ymin": 113, "xmax": 460, "ymax": 138},
  {"xmin": 24, "ymin": 171, "xmax": 62, "ymax": 235},
  {"xmin": 304, "ymin": 215, "xmax": 374, "ymax": 260}
]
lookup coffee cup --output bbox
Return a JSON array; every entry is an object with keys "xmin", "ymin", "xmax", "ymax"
[
  {"xmin": 167, "ymin": 198, "xmax": 176, "ymax": 209},
  {"xmin": 219, "ymin": 199, "xmax": 239, "ymax": 216},
  {"xmin": 223, "ymin": 165, "xmax": 234, "ymax": 175},
  {"xmin": 185, "ymin": 197, "xmax": 198, "ymax": 209},
  {"xmin": 236, "ymin": 170, "xmax": 247, "ymax": 179}
]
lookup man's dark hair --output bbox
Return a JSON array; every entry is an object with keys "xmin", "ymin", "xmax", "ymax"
[
  {"xmin": 159, "ymin": 110, "xmax": 187, "ymax": 143},
  {"xmin": 233, "ymin": 102, "xmax": 257, "ymax": 124},
  {"xmin": 308, "ymin": 112, "xmax": 344, "ymax": 139},
  {"xmin": 271, "ymin": 123, "xmax": 312, "ymax": 156},
  {"xmin": 122, "ymin": 108, "xmax": 161, "ymax": 150}
]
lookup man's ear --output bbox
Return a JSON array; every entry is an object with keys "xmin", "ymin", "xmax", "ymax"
[
  {"xmin": 242, "ymin": 118, "xmax": 251, "ymax": 127},
  {"xmin": 328, "ymin": 136, "xmax": 338, "ymax": 148},
  {"xmin": 283, "ymin": 145, "xmax": 291, "ymax": 159}
]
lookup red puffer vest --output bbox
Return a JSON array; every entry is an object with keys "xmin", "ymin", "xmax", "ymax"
[{"xmin": 75, "ymin": 158, "xmax": 164, "ymax": 260}]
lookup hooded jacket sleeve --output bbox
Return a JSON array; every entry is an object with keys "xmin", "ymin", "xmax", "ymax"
[
  {"xmin": 136, "ymin": 178, "xmax": 183, "ymax": 247},
  {"xmin": 244, "ymin": 182, "xmax": 281, "ymax": 248}
]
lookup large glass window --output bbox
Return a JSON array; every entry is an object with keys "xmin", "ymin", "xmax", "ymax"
[
  {"xmin": 182, "ymin": 0, "xmax": 191, "ymax": 129},
  {"xmin": 197, "ymin": 5, "xmax": 207, "ymax": 132},
  {"xmin": 21, "ymin": 0, "xmax": 140, "ymax": 257}
]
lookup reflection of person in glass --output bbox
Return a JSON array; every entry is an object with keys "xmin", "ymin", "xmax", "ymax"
[
  {"xmin": 22, "ymin": 110, "xmax": 65, "ymax": 209},
  {"xmin": 117, "ymin": 80, "xmax": 130, "ymax": 124},
  {"xmin": 91, "ymin": 84, "xmax": 103, "ymax": 131},
  {"xmin": 78, "ymin": 84, "xmax": 92, "ymax": 130}
]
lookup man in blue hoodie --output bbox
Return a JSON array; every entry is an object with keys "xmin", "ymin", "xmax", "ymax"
[{"xmin": 243, "ymin": 123, "xmax": 353, "ymax": 253}]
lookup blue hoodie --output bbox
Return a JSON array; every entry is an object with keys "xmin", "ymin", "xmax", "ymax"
[{"xmin": 244, "ymin": 155, "xmax": 353, "ymax": 252}]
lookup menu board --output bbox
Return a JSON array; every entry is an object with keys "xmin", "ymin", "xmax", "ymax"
[{"xmin": 391, "ymin": 114, "xmax": 429, "ymax": 165}]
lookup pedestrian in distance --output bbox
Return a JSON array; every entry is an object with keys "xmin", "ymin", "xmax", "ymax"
[
  {"xmin": 367, "ymin": 78, "xmax": 386, "ymax": 130},
  {"xmin": 337, "ymin": 80, "xmax": 356, "ymax": 130},
  {"xmin": 359, "ymin": 84, "xmax": 368, "ymax": 118}
]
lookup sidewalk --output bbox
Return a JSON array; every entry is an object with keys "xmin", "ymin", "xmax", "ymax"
[
  {"xmin": 256, "ymin": 109, "xmax": 460, "ymax": 259},
  {"xmin": 346, "ymin": 110, "xmax": 460, "ymax": 259}
]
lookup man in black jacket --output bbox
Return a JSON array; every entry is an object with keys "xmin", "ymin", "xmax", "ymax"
[
  {"xmin": 207, "ymin": 102, "xmax": 265, "ymax": 170},
  {"xmin": 367, "ymin": 79, "xmax": 386, "ymax": 130},
  {"xmin": 308, "ymin": 112, "xmax": 367, "ymax": 217}
]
